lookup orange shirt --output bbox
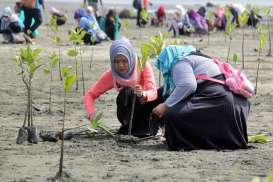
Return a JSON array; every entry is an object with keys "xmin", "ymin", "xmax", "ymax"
[
  {"xmin": 21, "ymin": 0, "xmax": 35, "ymax": 8},
  {"xmin": 84, "ymin": 62, "xmax": 157, "ymax": 116}
]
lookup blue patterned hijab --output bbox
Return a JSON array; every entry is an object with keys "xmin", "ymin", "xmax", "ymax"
[
  {"xmin": 110, "ymin": 38, "xmax": 137, "ymax": 79},
  {"xmin": 155, "ymin": 45, "xmax": 197, "ymax": 96}
]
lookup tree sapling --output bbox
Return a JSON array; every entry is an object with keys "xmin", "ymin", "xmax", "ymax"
[{"xmin": 14, "ymin": 46, "xmax": 43, "ymax": 144}]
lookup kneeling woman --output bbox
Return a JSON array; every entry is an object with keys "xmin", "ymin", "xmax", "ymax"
[
  {"xmin": 84, "ymin": 38, "xmax": 162, "ymax": 137},
  {"xmin": 153, "ymin": 45, "xmax": 251, "ymax": 151}
]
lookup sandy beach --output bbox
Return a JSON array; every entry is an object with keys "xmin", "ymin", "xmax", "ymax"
[{"xmin": 0, "ymin": 1, "xmax": 273, "ymax": 182}]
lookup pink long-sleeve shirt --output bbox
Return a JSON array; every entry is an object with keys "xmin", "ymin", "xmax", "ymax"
[{"xmin": 84, "ymin": 63, "xmax": 157, "ymax": 116}]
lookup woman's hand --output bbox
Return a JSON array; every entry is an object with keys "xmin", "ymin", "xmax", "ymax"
[
  {"xmin": 134, "ymin": 84, "xmax": 143, "ymax": 97},
  {"xmin": 153, "ymin": 103, "xmax": 167, "ymax": 118},
  {"xmin": 87, "ymin": 112, "xmax": 96, "ymax": 122}
]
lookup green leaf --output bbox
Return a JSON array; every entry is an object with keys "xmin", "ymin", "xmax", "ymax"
[
  {"xmin": 49, "ymin": 51, "xmax": 59, "ymax": 68},
  {"xmin": 64, "ymin": 74, "xmax": 77, "ymax": 93},
  {"xmin": 266, "ymin": 169, "xmax": 273, "ymax": 182},
  {"xmin": 43, "ymin": 68, "xmax": 50, "ymax": 74},
  {"xmin": 248, "ymin": 133, "xmax": 268, "ymax": 144},
  {"xmin": 232, "ymin": 53, "xmax": 240, "ymax": 63},
  {"xmin": 91, "ymin": 113, "xmax": 103, "ymax": 129},
  {"xmin": 238, "ymin": 11, "xmax": 249, "ymax": 26},
  {"xmin": 67, "ymin": 48, "xmax": 78, "ymax": 57},
  {"xmin": 53, "ymin": 36, "xmax": 61, "ymax": 44},
  {"xmin": 13, "ymin": 56, "xmax": 20, "ymax": 66},
  {"xmin": 259, "ymin": 33, "xmax": 268, "ymax": 50},
  {"xmin": 139, "ymin": 43, "xmax": 152, "ymax": 70},
  {"xmin": 49, "ymin": 15, "xmax": 59, "ymax": 32}
]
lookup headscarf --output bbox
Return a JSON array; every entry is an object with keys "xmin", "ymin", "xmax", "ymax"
[
  {"xmin": 155, "ymin": 45, "xmax": 197, "ymax": 96},
  {"xmin": 157, "ymin": 5, "xmax": 166, "ymax": 19},
  {"xmin": 1, "ymin": 6, "xmax": 19, "ymax": 30},
  {"xmin": 110, "ymin": 38, "xmax": 140, "ymax": 89},
  {"xmin": 74, "ymin": 8, "xmax": 87, "ymax": 19},
  {"xmin": 175, "ymin": 4, "xmax": 186, "ymax": 17}
]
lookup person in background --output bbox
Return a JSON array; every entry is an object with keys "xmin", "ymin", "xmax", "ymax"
[
  {"xmin": 84, "ymin": 38, "xmax": 163, "ymax": 137},
  {"xmin": 227, "ymin": 3, "xmax": 246, "ymax": 27},
  {"xmin": 20, "ymin": 0, "xmax": 45, "ymax": 38},
  {"xmin": 247, "ymin": 9, "xmax": 262, "ymax": 28},
  {"xmin": 83, "ymin": 0, "xmax": 103, "ymax": 14},
  {"xmin": 188, "ymin": 9, "xmax": 208, "ymax": 35},
  {"xmin": 214, "ymin": 5, "xmax": 227, "ymax": 31},
  {"xmin": 73, "ymin": 7, "xmax": 106, "ymax": 45},
  {"xmin": 50, "ymin": 7, "xmax": 68, "ymax": 26},
  {"xmin": 105, "ymin": 9, "xmax": 121, "ymax": 40},
  {"xmin": 168, "ymin": 5, "xmax": 193, "ymax": 37},
  {"xmin": 134, "ymin": 0, "xmax": 150, "ymax": 27},
  {"xmin": 197, "ymin": 6, "xmax": 206, "ymax": 18},
  {"xmin": 151, "ymin": 5, "xmax": 166, "ymax": 27},
  {"xmin": 152, "ymin": 45, "xmax": 250, "ymax": 151},
  {"xmin": 0, "ymin": 6, "xmax": 24, "ymax": 43}
]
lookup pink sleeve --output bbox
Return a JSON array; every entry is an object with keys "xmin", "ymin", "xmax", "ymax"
[
  {"xmin": 84, "ymin": 69, "xmax": 114, "ymax": 116},
  {"xmin": 140, "ymin": 62, "xmax": 158, "ymax": 102}
]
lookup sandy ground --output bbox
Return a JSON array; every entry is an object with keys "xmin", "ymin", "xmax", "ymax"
[{"xmin": 0, "ymin": 1, "xmax": 273, "ymax": 182}]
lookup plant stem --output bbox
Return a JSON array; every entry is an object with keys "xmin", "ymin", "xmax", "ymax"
[
  {"xmin": 255, "ymin": 58, "xmax": 262, "ymax": 94},
  {"xmin": 128, "ymin": 94, "xmax": 136, "ymax": 136},
  {"xmin": 227, "ymin": 36, "xmax": 232, "ymax": 62},
  {"xmin": 58, "ymin": 47, "xmax": 62, "ymax": 81},
  {"xmin": 207, "ymin": 32, "xmax": 210, "ymax": 45},
  {"xmin": 99, "ymin": 125, "xmax": 115, "ymax": 138},
  {"xmin": 158, "ymin": 71, "xmax": 161, "ymax": 87},
  {"xmin": 74, "ymin": 46, "xmax": 79, "ymax": 91},
  {"xmin": 267, "ymin": 18, "xmax": 272, "ymax": 56},
  {"xmin": 242, "ymin": 29, "xmax": 245, "ymax": 69},
  {"xmin": 49, "ymin": 71, "xmax": 53, "ymax": 114},
  {"xmin": 89, "ymin": 46, "xmax": 94, "ymax": 69},
  {"xmin": 29, "ymin": 80, "xmax": 33, "ymax": 126},
  {"xmin": 58, "ymin": 93, "xmax": 66, "ymax": 178},
  {"xmin": 79, "ymin": 46, "xmax": 85, "ymax": 96}
]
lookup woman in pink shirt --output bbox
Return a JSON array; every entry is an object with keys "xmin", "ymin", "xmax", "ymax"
[{"xmin": 84, "ymin": 38, "xmax": 163, "ymax": 137}]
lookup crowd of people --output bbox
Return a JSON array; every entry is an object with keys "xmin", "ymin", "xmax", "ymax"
[{"xmin": 1, "ymin": 1, "xmax": 258, "ymax": 151}]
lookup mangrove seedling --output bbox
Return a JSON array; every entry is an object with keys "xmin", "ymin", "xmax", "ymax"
[
  {"xmin": 248, "ymin": 133, "xmax": 268, "ymax": 144},
  {"xmin": 148, "ymin": 32, "xmax": 166, "ymax": 86},
  {"xmin": 44, "ymin": 51, "xmax": 59, "ymax": 114},
  {"xmin": 255, "ymin": 25, "xmax": 267, "ymax": 94},
  {"xmin": 264, "ymin": 7, "xmax": 273, "ymax": 56},
  {"xmin": 231, "ymin": 53, "xmax": 240, "ymax": 67},
  {"xmin": 14, "ymin": 45, "xmax": 43, "ymax": 144},
  {"xmin": 90, "ymin": 113, "xmax": 115, "ymax": 138},
  {"xmin": 206, "ymin": 10, "xmax": 215, "ymax": 45},
  {"xmin": 238, "ymin": 11, "xmax": 249, "ymax": 69},
  {"xmin": 225, "ymin": 9, "xmax": 236, "ymax": 62},
  {"xmin": 122, "ymin": 19, "xmax": 130, "ymax": 37},
  {"xmin": 57, "ymin": 66, "xmax": 77, "ymax": 179},
  {"xmin": 128, "ymin": 43, "xmax": 152, "ymax": 136},
  {"xmin": 49, "ymin": 15, "xmax": 63, "ymax": 81},
  {"xmin": 68, "ymin": 28, "xmax": 86, "ymax": 94}
]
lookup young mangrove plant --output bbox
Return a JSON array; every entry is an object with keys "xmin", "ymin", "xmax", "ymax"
[
  {"xmin": 14, "ymin": 46, "xmax": 43, "ymax": 144},
  {"xmin": 90, "ymin": 113, "xmax": 115, "ymax": 138},
  {"xmin": 231, "ymin": 53, "xmax": 240, "ymax": 67},
  {"xmin": 246, "ymin": 4, "xmax": 260, "ymax": 40},
  {"xmin": 44, "ymin": 51, "xmax": 59, "ymax": 114},
  {"xmin": 264, "ymin": 7, "xmax": 273, "ymax": 56},
  {"xmin": 122, "ymin": 19, "xmax": 130, "ymax": 37},
  {"xmin": 68, "ymin": 29, "xmax": 86, "ymax": 95},
  {"xmin": 238, "ymin": 11, "xmax": 249, "ymax": 69},
  {"xmin": 255, "ymin": 25, "xmax": 267, "ymax": 94},
  {"xmin": 206, "ymin": 10, "xmax": 215, "ymax": 45},
  {"xmin": 128, "ymin": 43, "xmax": 152, "ymax": 136},
  {"xmin": 57, "ymin": 66, "xmax": 77, "ymax": 179},
  {"xmin": 225, "ymin": 9, "xmax": 236, "ymax": 62},
  {"xmin": 148, "ymin": 32, "xmax": 166, "ymax": 86},
  {"xmin": 49, "ymin": 15, "xmax": 63, "ymax": 81}
]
